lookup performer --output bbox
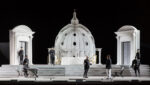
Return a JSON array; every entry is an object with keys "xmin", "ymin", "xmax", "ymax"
[
  {"xmin": 49, "ymin": 48, "xmax": 55, "ymax": 65},
  {"xmin": 83, "ymin": 56, "xmax": 91, "ymax": 78},
  {"xmin": 136, "ymin": 49, "xmax": 141, "ymax": 60},
  {"xmin": 106, "ymin": 54, "xmax": 112, "ymax": 79},
  {"xmin": 18, "ymin": 47, "xmax": 24, "ymax": 65},
  {"xmin": 132, "ymin": 56, "xmax": 140, "ymax": 77},
  {"xmin": 23, "ymin": 55, "xmax": 29, "ymax": 77}
]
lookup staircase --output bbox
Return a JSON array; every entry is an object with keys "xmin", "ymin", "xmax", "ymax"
[
  {"xmin": 129, "ymin": 65, "xmax": 150, "ymax": 77},
  {"xmin": 89, "ymin": 65, "xmax": 132, "ymax": 76},
  {"xmin": 0, "ymin": 64, "xmax": 149, "ymax": 77}
]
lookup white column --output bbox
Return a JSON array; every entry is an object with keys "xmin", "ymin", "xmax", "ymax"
[
  {"xmin": 15, "ymin": 34, "xmax": 18, "ymax": 65},
  {"xmin": 9, "ymin": 30, "xmax": 14, "ymax": 65},
  {"xmin": 29, "ymin": 35, "xmax": 33, "ymax": 65},
  {"xmin": 116, "ymin": 36, "xmax": 121, "ymax": 65},
  {"xmin": 138, "ymin": 30, "xmax": 140, "ymax": 49},
  {"xmin": 131, "ymin": 32, "xmax": 136, "ymax": 65},
  {"xmin": 96, "ymin": 48, "xmax": 102, "ymax": 65}
]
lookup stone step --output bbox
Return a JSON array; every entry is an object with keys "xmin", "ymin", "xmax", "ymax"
[{"xmin": 0, "ymin": 64, "xmax": 149, "ymax": 77}]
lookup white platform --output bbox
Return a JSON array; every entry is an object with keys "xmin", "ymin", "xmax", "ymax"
[{"xmin": 61, "ymin": 57, "xmax": 86, "ymax": 65}]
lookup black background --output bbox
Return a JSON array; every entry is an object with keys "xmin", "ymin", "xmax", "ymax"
[{"xmin": 0, "ymin": 0, "xmax": 150, "ymax": 65}]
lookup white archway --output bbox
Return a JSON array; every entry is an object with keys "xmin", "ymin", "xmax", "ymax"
[
  {"xmin": 115, "ymin": 25, "xmax": 140, "ymax": 65},
  {"xmin": 9, "ymin": 25, "xmax": 35, "ymax": 65}
]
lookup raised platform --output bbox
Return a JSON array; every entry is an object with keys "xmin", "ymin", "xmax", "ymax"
[{"xmin": 0, "ymin": 64, "xmax": 149, "ymax": 78}]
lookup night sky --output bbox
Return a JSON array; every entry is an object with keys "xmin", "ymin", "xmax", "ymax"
[{"xmin": 0, "ymin": 0, "xmax": 150, "ymax": 65}]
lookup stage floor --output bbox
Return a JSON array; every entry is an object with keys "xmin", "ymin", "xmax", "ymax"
[
  {"xmin": 0, "ymin": 76, "xmax": 150, "ymax": 81},
  {"xmin": 0, "ymin": 76, "xmax": 150, "ymax": 85}
]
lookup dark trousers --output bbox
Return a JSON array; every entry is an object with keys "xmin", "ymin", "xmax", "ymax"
[
  {"xmin": 23, "ymin": 64, "xmax": 29, "ymax": 77},
  {"xmin": 23, "ymin": 68, "xmax": 28, "ymax": 77},
  {"xmin": 20, "ymin": 56, "xmax": 23, "ymax": 65},
  {"xmin": 50, "ymin": 57, "xmax": 55, "ymax": 65},
  {"xmin": 134, "ymin": 67, "xmax": 140, "ymax": 76},
  {"xmin": 83, "ymin": 68, "xmax": 89, "ymax": 78}
]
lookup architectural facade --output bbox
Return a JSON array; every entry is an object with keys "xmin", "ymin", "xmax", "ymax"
[
  {"xmin": 115, "ymin": 25, "xmax": 140, "ymax": 65},
  {"xmin": 8, "ymin": 12, "xmax": 140, "ymax": 66},
  {"xmin": 9, "ymin": 25, "xmax": 35, "ymax": 65},
  {"xmin": 52, "ymin": 11, "xmax": 102, "ymax": 65}
]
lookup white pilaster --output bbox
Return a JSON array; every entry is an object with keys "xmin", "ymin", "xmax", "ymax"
[{"xmin": 96, "ymin": 48, "xmax": 102, "ymax": 65}]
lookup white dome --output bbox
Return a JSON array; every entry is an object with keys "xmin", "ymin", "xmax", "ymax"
[
  {"xmin": 12, "ymin": 25, "xmax": 34, "ymax": 33},
  {"xmin": 118, "ymin": 25, "xmax": 137, "ymax": 32},
  {"xmin": 54, "ymin": 11, "xmax": 96, "ymax": 65}
]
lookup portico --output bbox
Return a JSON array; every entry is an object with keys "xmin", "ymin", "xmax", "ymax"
[
  {"xmin": 9, "ymin": 25, "xmax": 35, "ymax": 65},
  {"xmin": 115, "ymin": 25, "xmax": 140, "ymax": 66}
]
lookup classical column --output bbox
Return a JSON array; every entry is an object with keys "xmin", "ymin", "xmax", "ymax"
[
  {"xmin": 116, "ymin": 36, "xmax": 120, "ymax": 65},
  {"xmin": 96, "ymin": 48, "xmax": 102, "ymax": 65},
  {"xmin": 9, "ymin": 30, "xmax": 15, "ymax": 65},
  {"xmin": 29, "ymin": 35, "xmax": 33, "ymax": 65},
  {"xmin": 131, "ymin": 32, "xmax": 136, "ymax": 65},
  {"xmin": 14, "ymin": 33, "xmax": 18, "ymax": 65}
]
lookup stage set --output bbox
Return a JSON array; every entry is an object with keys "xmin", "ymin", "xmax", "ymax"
[{"xmin": 0, "ymin": 11, "xmax": 149, "ymax": 84}]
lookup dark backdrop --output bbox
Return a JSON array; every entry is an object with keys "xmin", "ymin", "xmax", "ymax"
[{"xmin": 0, "ymin": 0, "xmax": 149, "ymax": 65}]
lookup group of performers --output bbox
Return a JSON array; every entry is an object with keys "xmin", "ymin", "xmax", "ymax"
[
  {"xmin": 83, "ymin": 49, "xmax": 141, "ymax": 79},
  {"xmin": 18, "ymin": 47, "xmax": 141, "ymax": 78}
]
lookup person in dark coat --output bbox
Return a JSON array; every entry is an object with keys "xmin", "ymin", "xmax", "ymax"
[
  {"xmin": 106, "ymin": 54, "xmax": 112, "ymax": 79},
  {"xmin": 49, "ymin": 48, "xmax": 55, "ymax": 65},
  {"xmin": 132, "ymin": 56, "xmax": 140, "ymax": 77},
  {"xmin": 136, "ymin": 49, "xmax": 141, "ymax": 60},
  {"xmin": 18, "ymin": 47, "xmax": 24, "ymax": 65},
  {"xmin": 23, "ymin": 55, "xmax": 29, "ymax": 77},
  {"xmin": 83, "ymin": 56, "xmax": 91, "ymax": 78}
]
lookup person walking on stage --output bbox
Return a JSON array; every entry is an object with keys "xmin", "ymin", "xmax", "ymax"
[
  {"xmin": 18, "ymin": 47, "xmax": 24, "ymax": 65},
  {"xmin": 136, "ymin": 49, "xmax": 141, "ymax": 61},
  {"xmin": 106, "ymin": 54, "xmax": 112, "ymax": 79},
  {"xmin": 132, "ymin": 56, "xmax": 140, "ymax": 77},
  {"xmin": 83, "ymin": 56, "xmax": 91, "ymax": 78},
  {"xmin": 23, "ymin": 55, "xmax": 29, "ymax": 77},
  {"xmin": 49, "ymin": 48, "xmax": 55, "ymax": 65}
]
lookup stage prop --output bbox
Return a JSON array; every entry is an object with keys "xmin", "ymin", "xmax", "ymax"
[
  {"xmin": 50, "ymin": 10, "xmax": 102, "ymax": 65},
  {"xmin": 115, "ymin": 25, "xmax": 140, "ymax": 65},
  {"xmin": 9, "ymin": 25, "xmax": 35, "ymax": 65}
]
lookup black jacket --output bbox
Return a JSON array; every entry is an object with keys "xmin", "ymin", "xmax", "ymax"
[
  {"xmin": 23, "ymin": 58, "xmax": 29, "ymax": 69},
  {"xmin": 84, "ymin": 59, "xmax": 91, "ymax": 69},
  {"xmin": 132, "ymin": 59, "xmax": 140, "ymax": 68},
  {"xmin": 49, "ymin": 49, "xmax": 55, "ymax": 58},
  {"xmin": 106, "ymin": 58, "xmax": 112, "ymax": 69},
  {"xmin": 18, "ymin": 50, "xmax": 23, "ymax": 57},
  {"xmin": 136, "ymin": 52, "xmax": 141, "ymax": 60}
]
